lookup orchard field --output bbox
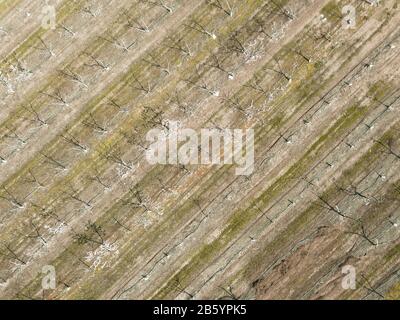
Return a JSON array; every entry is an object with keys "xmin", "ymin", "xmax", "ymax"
[{"xmin": 0, "ymin": 0, "xmax": 399, "ymax": 299}]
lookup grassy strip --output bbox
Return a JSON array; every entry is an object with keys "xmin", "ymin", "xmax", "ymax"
[{"xmin": 0, "ymin": 0, "xmax": 86, "ymax": 68}]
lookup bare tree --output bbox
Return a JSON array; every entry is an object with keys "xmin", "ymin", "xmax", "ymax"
[
  {"xmin": 132, "ymin": 17, "xmax": 153, "ymax": 33},
  {"xmin": 218, "ymin": 285, "xmax": 239, "ymax": 300},
  {"xmin": 225, "ymin": 32, "xmax": 262, "ymax": 63},
  {"xmin": 0, "ymin": 186, "xmax": 24, "ymax": 209},
  {"xmin": 225, "ymin": 32, "xmax": 246, "ymax": 56},
  {"xmin": 368, "ymin": 169, "xmax": 387, "ymax": 189},
  {"xmin": 99, "ymin": 33, "xmax": 136, "ymax": 52},
  {"xmin": 141, "ymin": 106, "xmax": 169, "ymax": 130},
  {"xmin": 345, "ymin": 141, "xmax": 354, "ymax": 149},
  {"xmin": 243, "ymin": 74, "xmax": 268, "ymax": 96},
  {"xmin": 61, "ymin": 131, "xmax": 88, "ymax": 153},
  {"xmin": 291, "ymin": 48, "xmax": 311, "ymax": 63},
  {"xmin": 40, "ymin": 151, "xmax": 67, "ymax": 170},
  {"xmin": 27, "ymin": 221, "xmax": 47, "ymax": 244},
  {"xmin": 170, "ymin": 278, "xmax": 193, "ymax": 298},
  {"xmin": 253, "ymin": 203, "xmax": 273, "ymax": 223},
  {"xmin": 22, "ymin": 103, "xmax": 48, "ymax": 127},
  {"xmin": 31, "ymin": 36, "xmax": 54, "ymax": 57},
  {"xmin": 371, "ymin": 95, "xmax": 396, "ymax": 112},
  {"xmin": 58, "ymin": 67, "xmax": 87, "ymax": 88},
  {"xmin": 278, "ymin": 132, "xmax": 295, "ymax": 144},
  {"xmin": 254, "ymin": 18, "xmax": 273, "ymax": 39},
  {"xmin": 82, "ymin": 113, "xmax": 108, "ymax": 134},
  {"xmin": 265, "ymin": 57, "xmax": 291, "ymax": 82},
  {"xmin": 164, "ymin": 36, "xmax": 192, "ymax": 57},
  {"xmin": 374, "ymin": 138, "xmax": 400, "ymax": 160},
  {"xmin": 24, "ymin": 169, "xmax": 45, "ymax": 188},
  {"xmin": 120, "ymin": 129, "xmax": 148, "ymax": 150},
  {"xmin": 65, "ymin": 184, "xmax": 94, "ymax": 209},
  {"xmin": 74, "ymin": 221, "xmax": 105, "ymax": 246},
  {"xmin": 387, "ymin": 214, "xmax": 398, "ymax": 227},
  {"xmin": 4, "ymin": 126, "xmax": 27, "ymax": 145},
  {"xmin": 185, "ymin": 20, "xmax": 216, "ymax": 39},
  {"xmin": 82, "ymin": 3, "xmax": 99, "ymax": 18},
  {"xmin": 206, "ymin": 53, "xmax": 234, "ymax": 79},
  {"xmin": 58, "ymin": 23, "xmax": 76, "ymax": 37},
  {"xmin": 107, "ymin": 98, "xmax": 128, "ymax": 113},
  {"xmin": 33, "ymin": 203, "xmax": 68, "ymax": 226},
  {"xmin": 221, "ymin": 94, "xmax": 251, "ymax": 117},
  {"xmin": 0, "ymin": 243, "xmax": 26, "ymax": 265},
  {"xmin": 100, "ymin": 145, "xmax": 133, "ymax": 170},
  {"xmin": 130, "ymin": 73, "xmax": 152, "ymax": 95},
  {"xmin": 314, "ymin": 194, "xmax": 348, "ymax": 219},
  {"xmin": 178, "ymin": 163, "xmax": 190, "ymax": 174},
  {"xmin": 167, "ymin": 90, "xmax": 193, "ymax": 114},
  {"xmin": 359, "ymin": 274, "xmax": 384, "ymax": 298},
  {"xmin": 88, "ymin": 166, "xmax": 111, "ymax": 190},
  {"xmin": 65, "ymin": 247, "xmax": 90, "ymax": 269},
  {"xmin": 12, "ymin": 53, "xmax": 32, "ymax": 76},
  {"xmin": 112, "ymin": 217, "xmax": 131, "ymax": 232},
  {"xmin": 192, "ymin": 197, "xmax": 208, "ymax": 217},
  {"xmin": 142, "ymin": 53, "xmax": 170, "ymax": 75},
  {"xmin": 335, "ymin": 181, "xmax": 369, "ymax": 201},
  {"xmin": 83, "ymin": 52, "xmax": 110, "ymax": 70},
  {"xmin": 312, "ymin": 29, "xmax": 332, "ymax": 43},
  {"xmin": 184, "ymin": 67, "xmax": 219, "ymax": 96},
  {"xmin": 345, "ymin": 224, "xmax": 377, "ymax": 246},
  {"xmin": 122, "ymin": 9, "xmax": 153, "ymax": 32},
  {"xmin": 121, "ymin": 186, "xmax": 149, "ymax": 211},
  {"xmin": 0, "ymin": 154, "xmax": 6, "ymax": 164},
  {"xmin": 271, "ymin": 0, "xmax": 294, "ymax": 20},
  {"xmin": 39, "ymin": 88, "xmax": 68, "ymax": 107},
  {"xmin": 157, "ymin": 177, "xmax": 173, "ymax": 194}
]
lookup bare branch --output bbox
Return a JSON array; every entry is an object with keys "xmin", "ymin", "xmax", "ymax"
[
  {"xmin": 207, "ymin": 0, "xmax": 234, "ymax": 17},
  {"xmin": 185, "ymin": 20, "xmax": 217, "ymax": 39},
  {"xmin": 139, "ymin": 0, "xmax": 173, "ymax": 13},
  {"xmin": 164, "ymin": 36, "xmax": 192, "ymax": 57},
  {"xmin": 82, "ymin": 113, "xmax": 108, "ymax": 134}
]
